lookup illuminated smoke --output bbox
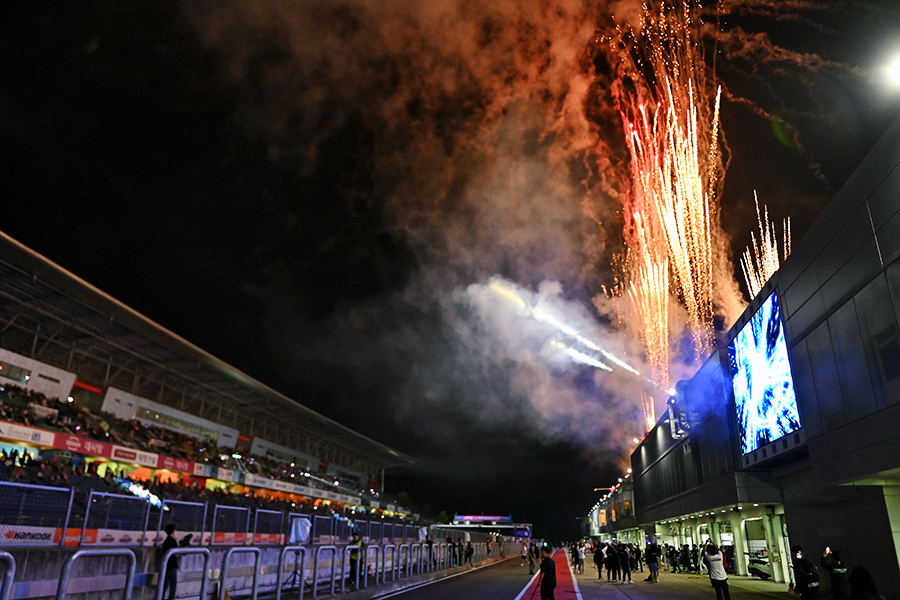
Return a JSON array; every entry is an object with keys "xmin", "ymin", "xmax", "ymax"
[
  {"xmin": 741, "ymin": 192, "xmax": 791, "ymax": 299},
  {"xmin": 178, "ymin": 0, "xmax": 854, "ymax": 457}
]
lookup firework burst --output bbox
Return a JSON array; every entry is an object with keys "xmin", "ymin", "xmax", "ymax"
[
  {"xmin": 610, "ymin": 0, "xmax": 728, "ymax": 422},
  {"xmin": 741, "ymin": 192, "xmax": 791, "ymax": 299}
]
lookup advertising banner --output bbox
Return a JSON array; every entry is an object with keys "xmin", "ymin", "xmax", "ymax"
[
  {"xmin": 0, "ymin": 524, "xmax": 58, "ymax": 545},
  {"xmin": 111, "ymin": 445, "xmax": 159, "ymax": 468},
  {"xmin": 157, "ymin": 455, "xmax": 194, "ymax": 474},
  {"xmin": 0, "ymin": 421, "xmax": 55, "ymax": 447},
  {"xmin": 216, "ymin": 468, "xmax": 236, "ymax": 482},
  {"xmin": 212, "ymin": 531, "xmax": 247, "ymax": 545},
  {"xmin": 193, "ymin": 462, "xmax": 210, "ymax": 477},
  {"xmin": 54, "ymin": 434, "xmax": 112, "ymax": 458}
]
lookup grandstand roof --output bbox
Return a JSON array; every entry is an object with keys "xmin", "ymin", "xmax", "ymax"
[{"xmin": 0, "ymin": 231, "xmax": 413, "ymax": 473}]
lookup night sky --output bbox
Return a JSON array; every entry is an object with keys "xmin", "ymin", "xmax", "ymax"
[{"xmin": 2, "ymin": 1, "xmax": 899, "ymax": 541}]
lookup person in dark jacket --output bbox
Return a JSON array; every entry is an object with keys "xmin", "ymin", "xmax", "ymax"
[
  {"xmin": 821, "ymin": 547, "xmax": 850, "ymax": 600},
  {"xmin": 593, "ymin": 544, "xmax": 604, "ymax": 580},
  {"xmin": 618, "ymin": 543, "xmax": 634, "ymax": 583},
  {"xmin": 605, "ymin": 542, "xmax": 620, "ymax": 582},
  {"xmin": 160, "ymin": 524, "xmax": 180, "ymax": 600},
  {"xmin": 538, "ymin": 546, "xmax": 557, "ymax": 600},
  {"xmin": 848, "ymin": 566, "xmax": 882, "ymax": 600},
  {"xmin": 790, "ymin": 546, "xmax": 821, "ymax": 600}
]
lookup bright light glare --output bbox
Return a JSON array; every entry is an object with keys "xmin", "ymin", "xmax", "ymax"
[
  {"xmin": 550, "ymin": 340, "xmax": 613, "ymax": 371},
  {"xmin": 889, "ymin": 56, "xmax": 900, "ymax": 87},
  {"xmin": 489, "ymin": 282, "xmax": 526, "ymax": 309}
]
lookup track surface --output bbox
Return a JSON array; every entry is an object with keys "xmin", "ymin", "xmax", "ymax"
[{"xmin": 377, "ymin": 549, "xmax": 794, "ymax": 600}]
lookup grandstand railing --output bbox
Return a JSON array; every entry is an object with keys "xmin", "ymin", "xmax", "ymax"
[
  {"xmin": 0, "ymin": 539, "xmax": 523, "ymax": 600},
  {"xmin": 155, "ymin": 500, "xmax": 207, "ymax": 546},
  {"xmin": 81, "ymin": 491, "xmax": 151, "ymax": 546},
  {"xmin": 0, "ymin": 481, "xmax": 513, "ymax": 555},
  {"xmin": 210, "ymin": 505, "xmax": 250, "ymax": 545},
  {"xmin": 0, "ymin": 551, "xmax": 15, "ymax": 600}
]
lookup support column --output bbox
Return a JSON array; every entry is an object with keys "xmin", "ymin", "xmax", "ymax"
[
  {"xmin": 762, "ymin": 510, "xmax": 785, "ymax": 583},
  {"xmin": 729, "ymin": 513, "xmax": 748, "ymax": 576}
]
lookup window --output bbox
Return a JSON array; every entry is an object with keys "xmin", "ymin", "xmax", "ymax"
[
  {"xmin": 0, "ymin": 361, "xmax": 32, "ymax": 383},
  {"xmin": 874, "ymin": 325, "xmax": 900, "ymax": 383}
]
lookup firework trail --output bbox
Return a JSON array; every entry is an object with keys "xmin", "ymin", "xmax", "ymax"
[
  {"xmin": 612, "ymin": 1, "xmax": 727, "ymax": 404},
  {"xmin": 741, "ymin": 192, "xmax": 791, "ymax": 299}
]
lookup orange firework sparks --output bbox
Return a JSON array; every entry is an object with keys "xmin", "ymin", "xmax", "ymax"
[
  {"xmin": 741, "ymin": 192, "xmax": 791, "ymax": 299},
  {"xmin": 612, "ymin": 0, "xmax": 726, "ymax": 423}
]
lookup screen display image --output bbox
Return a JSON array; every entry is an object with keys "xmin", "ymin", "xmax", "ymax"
[{"xmin": 728, "ymin": 291, "xmax": 801, "ymax": 454}]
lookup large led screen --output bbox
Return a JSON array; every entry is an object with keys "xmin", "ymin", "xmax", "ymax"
[{"xmin": 728, "ymin": 291, "xmax": 801, "ymax": 454}]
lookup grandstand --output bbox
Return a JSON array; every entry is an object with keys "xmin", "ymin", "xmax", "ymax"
[{"xmin": 0, "ymin": 230, "xmax": 413, "ymax": 505}]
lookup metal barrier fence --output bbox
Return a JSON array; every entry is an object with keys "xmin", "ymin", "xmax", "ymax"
[
  {"xmin": 0, "ymin": 481, "xmax": 73, "ymax": 547},
  {"xmin": 155, "ymin": 547, "xmax": 211, "ymax": 600},
  {"xmin": 311, "ymin": 545, "xmax": 338, "ymax": 599},
  {"xmin": 220, "ymin": 547, "xmax": 261, "ymax": 600},
  {"xmin": 252, "ymin": 509, "xmax": 283, "ymax": 544},
  {"xmin": 156, "ymin": 500, "xmax": 206, "ymax": 546},
  {"xmin": 333, "ymin": 519, "xmax": 351, "ymax": 544},
  {"xmin": 312, "ymin": 516, "xmax": 332, "ymax": 544},
  {"xmin": 210, "ymin": 505, "xmax": 250, "ymax": 545},
  {"xmin": 0, "ymin": 552, "xmax": 15, "ymax": 600},
  {"xmin": 275, "ymin": 545, "xmax": 307, "ymax": 600},
  {"xmin": 56, "ymin": 548, "xmax": 136, "ymax": 600},
  {"xmin": 81, "ymin": 492, "xmax": 150, "ymax": 546},
  {"xmin": 369, "ymin": 521, "xmax": 382, "ymax": 542}
]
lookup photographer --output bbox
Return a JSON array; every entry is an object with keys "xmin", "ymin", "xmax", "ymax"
[{"xmin": 703, "ymin": 541, "xmax": 731, "ymax": 600}]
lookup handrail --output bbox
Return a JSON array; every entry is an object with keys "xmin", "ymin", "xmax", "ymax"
[
  {"xmin": 275, "ymin": 546, "xmax": 306, "ymax": 600},
  {"xmin": 339, "ymin": 545, "xmax": 356, "ymax": 594},
  {"xmin": 398, "ymin": 544, "xmax": 410, "ymax": 578},
  {"xmin": 363, "ymin": 545, "xmax": 381, "ymax": 587},
  {"xmin": 410, "ymin": 544, "xmax": 423, "ymax": 576},
  {"xmin": 0, "ymin": 552, "xmax": 16, "ymax": 600},
  {"xmin": 56, "ymin": 548, "xmax": 136, "ymax": 600},
  {"xmin": 155, "ymin": 548, "xmax": 210, "ymax": 600},
  {"xmin": 311, "ymin": 545, "xmax": 337, "ymax": 599},
  {"xmin": 219, "ymin": 547, "xmax": 261, "ymax": 600},
  {"xmin": 382, "ymin": 545, "xmax": 397, "ymax": 582}
]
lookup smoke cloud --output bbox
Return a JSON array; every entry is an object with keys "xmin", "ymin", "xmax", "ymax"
[{"xmin": 177, "ymin": 0, "xmax": 866, "ymax": 461}]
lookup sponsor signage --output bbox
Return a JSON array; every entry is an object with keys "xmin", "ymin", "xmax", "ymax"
[
  {"xmin": 111, "ymin": 445, "xmax": 158, "ymax": 468},
  {"xmin": 157, "ymin": 456, "xmax": 194, "ymax": 474},
  {"xmin": 54, "ymin": 434, "xmax": 112, "ymax": 458},
  {"xmin": 0, "ymin": 525, "xmax": 58, "ymax": 545},
  {"xmin": 216, "ymin": 468, "xmax": 236, "ymax": 482},
  {"xmin": 193, "ymin": 462, "xmax": 210, "ymax": 477},
  {"xmin": 0, "ymin": 421, "xmax": 56, "ymax": 447},
  {"xmin": 455, "ymin": 515, "xmax": 512, "ymax": 522}
]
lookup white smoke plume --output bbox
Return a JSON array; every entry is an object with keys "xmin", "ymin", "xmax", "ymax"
[{"xmin": 177, "ymin": 0, "xmax": 878, "ymax": 460}]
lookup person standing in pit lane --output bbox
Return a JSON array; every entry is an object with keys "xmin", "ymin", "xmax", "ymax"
[
  {"xmin": 605, "ymin": 542, "xmax": 620, "ymax": 582},
  {"xmin": 538, "ymin": 546, "xmax": 557, "ymax": 600},
  {"xmin": 618, "ymin": 543, "xmax": 634, "ymax": 584},
  {"xmin": 593, "ymin": 543, "xmax": 604, "ymax": 580},
  {"xmin": 465, "ymin": 541, "xmax": 474, "ymax": 567},
  {"xmin": 821, "ymin": 547, "xmax": 851, "ymax": 600},
  {"xmin": 645, "ymin": 540, "xmax": 660, "ymax": 583},
  {"xmin": 703, "ymin": 541, "xmax": 732, "ymax": 600},
  {"xmin": 790, "ymin": 546, "xmax": 822, "ymax": 600},
  {"xmin": 577, "ymin": 544, "xmax": 586, "ymax": 574},
  {"xmin": 528, "ymin": 543, "xmax": 537, "ymax": 575}
]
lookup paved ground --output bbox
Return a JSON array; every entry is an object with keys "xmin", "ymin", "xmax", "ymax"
[
  {"xmin": 572, "ymin": 561, "xmax": 794, "ymax": 600},
  {"xmin": 371, "ymin": 550, "xmax": 796, "ymax": 600}
]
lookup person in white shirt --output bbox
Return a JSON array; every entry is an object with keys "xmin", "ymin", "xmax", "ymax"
[{"xmin": 703, "ymin": 541, "xmax": 731, "ymax": 600}]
